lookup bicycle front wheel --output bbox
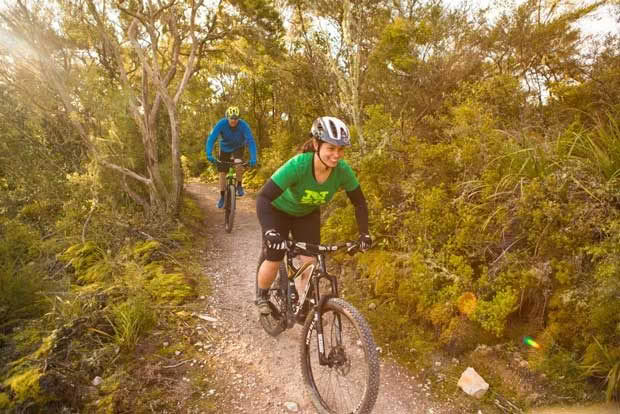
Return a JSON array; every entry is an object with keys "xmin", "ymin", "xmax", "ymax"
[
  {"xmin": 300, "ymin": 298, "xmax": 380, "ymax": 414},
  {"xmin": 224, "ymin": 184, "xmax": 235, "ymax": 233}
]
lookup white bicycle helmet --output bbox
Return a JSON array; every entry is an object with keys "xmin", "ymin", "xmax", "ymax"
[{"xmin": 310, "ymin": 116, "xmax": 351, "ymax": 147}]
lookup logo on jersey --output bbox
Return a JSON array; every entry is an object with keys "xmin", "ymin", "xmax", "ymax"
[{"xmin": 300, "ymin": 190, "xmax": 329, "ymax": 205}]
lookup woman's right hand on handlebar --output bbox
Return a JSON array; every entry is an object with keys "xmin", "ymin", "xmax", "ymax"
[{"xmin": 264, "ymin": 229, "xmax": 287, "ymax": 250}]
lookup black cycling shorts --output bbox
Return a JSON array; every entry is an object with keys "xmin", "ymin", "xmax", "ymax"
[
  {"xmin": 262, "ymin": 208, "xmax": 320, "ymax": 261},
  {"xmin": 217, "ymin": 148, "xmax": 245, "ymax": 172}
]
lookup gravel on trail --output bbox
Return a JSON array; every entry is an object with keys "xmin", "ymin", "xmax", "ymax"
[{"xmin": 185, "ymin": 182, "xmax": 451, "ymax": 414}]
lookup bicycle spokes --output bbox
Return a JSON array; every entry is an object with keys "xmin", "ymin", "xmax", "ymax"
[{"xmin": 302, "ymin": 301, "xmax": 378, "ymax": 414}]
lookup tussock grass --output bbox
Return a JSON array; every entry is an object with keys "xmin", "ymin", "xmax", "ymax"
[
  {"xmin": 582, "ymin": 337, "xmax": 620, "ymax": 401},
  {"xmin": 108, "ymin": 296, "xmax": 155, "ymax": 351}
]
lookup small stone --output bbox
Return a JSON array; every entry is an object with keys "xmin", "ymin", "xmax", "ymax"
[
  {"xmin": 368, "ymin": 302, "xmax": 377, "ymax": 310},
  {"xmin": 175, "ymin": 350, "xmax": 181, "ymax": 356},
  {"xmin": 284, "ymin": 401, "xmax": 299, "ymax": 412},
  {"xmin": 208, "ymin": 389, "xmax": 216, "ymax": 396},
  {"xmin": 197, "ymin": 313, "xmax": 218, "ymax": 323},
  {"xmin": 92, "ymin": 376, "xmax": 103, "ymax": 386},
  {"xmin": 457, "ymin": 367, "xmax": 489, "ymax": 398},
  {"xmin": 163, "ymin": 341, "xmax": 169, "ymax": 347}
]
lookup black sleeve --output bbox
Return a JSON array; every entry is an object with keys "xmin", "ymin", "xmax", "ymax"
[
  {"xmin": 256, "ymin": 179, "xmax": 283, "ymax": 231},
  {"xmin": 346, "ymin": 185, "xmax": 369, "ymax": 235}
]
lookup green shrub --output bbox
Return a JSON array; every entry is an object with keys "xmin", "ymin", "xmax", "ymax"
[
  {"xmin": 130, "ymin": 240, "xmax": 161, "ymax": 264},
  {"xmin": 471, "ymin": 288, "xmax": 519, "ymax": 337},
  {"xmin": 582, "ymin": 338, "xmax": 620, "ymax": 401},
  {"xmin": 108, "ymin": 296, "xmax": 155, "ymax": 351},
  {"xmin": 0, "ymin": 221, "xmax": 48, "ymax": 323},
  {"xmin": 144, "ymin": 264, "xmax": 195, "ymax": 305},
  {"xmin": 0, "ymin": 264, "xmax": 47, "ymax": 325},
  {"xmin": 0, "ymin": 392, "xmax": 9, "ymax": 409},
  {"xmin": 0, "ymin": 219, "xmax": 42, "ymax": 266},
  {"xmin": 2, "ymin": 368, "xmax": 46, "ymax": 406},
  {"xmin": 59, "ymin": 242, "xmax": 118, "ymax": 284}
]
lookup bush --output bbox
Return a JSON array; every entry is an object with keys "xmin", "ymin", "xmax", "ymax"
[
  {"xmin": 581, "ymin": 337, "xmax": 620, "ymax": 401},
  {"xmin": 0, "ymin": 220, "xmax": 47, "ymax": 324},
  {"xmin": 108, "ymin": 296, "xmax": 155, "ymax": 351}
]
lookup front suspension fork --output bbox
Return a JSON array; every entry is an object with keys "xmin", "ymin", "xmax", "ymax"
[{"xmin": 308, "ymin": 275, "xmax": 342, "ymax": 366}]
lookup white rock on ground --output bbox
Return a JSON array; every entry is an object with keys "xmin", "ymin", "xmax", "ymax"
[{"xmin": 457, "ymin": 367, "xmax": 489, "ymax": 398}]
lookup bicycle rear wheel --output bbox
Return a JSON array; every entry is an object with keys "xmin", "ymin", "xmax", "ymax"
[
  {"xmin": 300, "ymin": 298, "xmax": 380, "ymax": 414},
  {"xmin": 224, "ymin": 184, "xmax": 235, "ymax": 233},
  {"xmin": 256, "ymin": 256, "xmax": 287, "ymax": 337}
]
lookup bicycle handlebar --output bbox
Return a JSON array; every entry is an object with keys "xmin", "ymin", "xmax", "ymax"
[
  {"xmin": 286, "ymin": 239, "xmax": 361, "ymax": 255},
  {"xmin": 215, "ymin": 159, "xmax": 250, "ymax": 168}
]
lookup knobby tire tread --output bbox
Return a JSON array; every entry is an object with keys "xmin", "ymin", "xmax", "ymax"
[
  {"xmin": 225, "ymin": 184, "xmax": 235, "ymax": 233},
  {"xmin": 300, "ymin": 298, "xmax": 380, "ymax": 414}
]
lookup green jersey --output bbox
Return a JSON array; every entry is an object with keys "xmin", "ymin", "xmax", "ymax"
[{"xmin": 271, "ymin": 152, "xmax": 360, "ymax": 216}]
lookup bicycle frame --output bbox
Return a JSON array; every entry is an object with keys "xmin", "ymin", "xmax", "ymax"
[
  {"xmin": 218, "ymin": 159, "xmax": 246, "ymax": 192},
  {"xmin": 259, "ymin": 240, "xmax": 380, "ymax": 414},
  {"xmin": 225, "ymin": 164, "xmax": 238, "ymax": 188},
  {"xmin": 284, "ymin": 246, "xmax": 346, "ymax": 367},
  {"xmin": 216, "ymin": 159, "xmax": 247, "ymax": 233}
]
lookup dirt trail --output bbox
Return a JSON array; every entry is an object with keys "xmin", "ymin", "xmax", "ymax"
[{"xmin": 185, "ymin": 181, "xmax": 448, "ymax": 414}]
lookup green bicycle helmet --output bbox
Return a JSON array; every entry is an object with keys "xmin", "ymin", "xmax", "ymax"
[{"xmin": 226, "ymin": 106, "xmax": 240, "ymax": 120}]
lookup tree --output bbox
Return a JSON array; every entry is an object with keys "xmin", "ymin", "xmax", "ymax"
[
  {"xmin": 84, "ymin": 0, "xmax": 225, "ymax": 215},
  {"xmin": 365, "ymin": 2, "xmax": 486, "ymax": 142},
  {"xmin": 480, "ymin": 0, "xmax": 605, "ymax": 106},
  {"xmin": 0, "ymin": 0, "xmax": 282, "ymax": 217},
  {"xmin": 286, "ymin": 0, "xmax": 390, "ymax": 153}
]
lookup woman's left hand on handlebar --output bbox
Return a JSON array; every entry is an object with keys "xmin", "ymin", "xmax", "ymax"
[{"xmin": 358, "ymin": 233, "xmax": 372, "ymax": 251}]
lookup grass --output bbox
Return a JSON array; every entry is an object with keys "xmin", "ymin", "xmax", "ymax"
[
  {"xmin": 108, "ymin": 296, "xmax": 156, "ymax": 351},
  {"xmin": 581, "ymin": 337, "xmax": 620, "ymax": 402},
  {"xmin": 565, "ymin": 113, "xmax": 620, "ymax": 184}
]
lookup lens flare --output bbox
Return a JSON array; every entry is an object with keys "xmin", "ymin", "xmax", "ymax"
[{"xmin": 523, "ymin": 336, "xmax": 541, "ymax": 349}]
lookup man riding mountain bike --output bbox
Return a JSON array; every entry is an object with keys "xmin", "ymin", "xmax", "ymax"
[
  {"xmin": 205, "ymin": 106, "xmax": 258, "ymax": 208},
  {"xmin": 255, "ymin": 116, "xmax": 372, "ymax": 315}
]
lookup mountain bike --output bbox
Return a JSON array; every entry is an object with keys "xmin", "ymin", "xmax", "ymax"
[
  {"xmin": 256, "ymin": 239, "xmax": 380, "ymax": 414},
  {"xmin": 217, "ymin": 158, "xmax": 248, "ymax": 233}
]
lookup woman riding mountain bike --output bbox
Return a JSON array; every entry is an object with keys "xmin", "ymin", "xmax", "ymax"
[{"xmin": 255, "ymin": 116, "xmax": 372, "ymax": 314}]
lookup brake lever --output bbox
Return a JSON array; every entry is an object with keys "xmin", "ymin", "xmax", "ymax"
[{"xmin": 345, "ymin": 243, "xmax": 359, "ymax": 256}]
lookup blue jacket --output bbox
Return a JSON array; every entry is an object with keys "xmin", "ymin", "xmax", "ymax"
[{"xmin": 205, "ymin": 118, "xmax": 257, "ymax": 163}]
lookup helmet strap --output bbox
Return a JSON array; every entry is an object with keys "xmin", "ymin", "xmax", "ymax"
[{"xmin": 314, "ymin": 141, "xmax": 332, "ymax": 170}]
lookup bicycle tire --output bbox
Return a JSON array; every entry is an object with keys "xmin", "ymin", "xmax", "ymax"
[
  {"xmin": 300, "ymin": 298, "xmax": 380, "ymax": 414},
  {"xmin": 224, "ymin": 184, "xmax": 235, "ymax": 233},
  {"xmin": 256, "ymin": 257, "xmax": 287, "ymax": 337}
]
